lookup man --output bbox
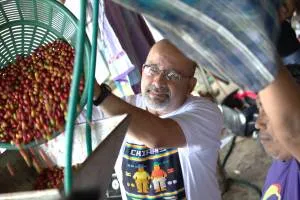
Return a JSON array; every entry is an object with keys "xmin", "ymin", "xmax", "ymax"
[
  {"xmin": 255, "ymin": 67, "xmax": 300, "ymax": 200},
  {"xmin": 94, "ymin": 39, "xmax": 223, "ymax": 200},
  {"xmin": 254, "ymin": 1, "xmax": 300, "ymax": 199}
]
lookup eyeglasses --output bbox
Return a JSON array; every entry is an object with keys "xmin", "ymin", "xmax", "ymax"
[{"xmin": 142, "ymin": 64, "xmax": 192, "ymax": 81}]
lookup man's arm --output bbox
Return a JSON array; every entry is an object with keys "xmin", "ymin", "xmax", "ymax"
[
  {"xmin": 98, "ymin": 94, "xmax": 186, "ymax": 149},
  {"xmin": 259, "ymin": 66, "xmax": 300, "ymax": 161}
]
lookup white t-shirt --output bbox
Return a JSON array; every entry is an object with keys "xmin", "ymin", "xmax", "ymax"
[{"xmin": 115, "ymin": 94, "xmax": 223, "ymax": 200}]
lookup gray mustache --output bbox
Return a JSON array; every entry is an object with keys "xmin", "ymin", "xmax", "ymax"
[{"xmin": 147, "ymin": 85, "xmax": 169, "ymax": 94}]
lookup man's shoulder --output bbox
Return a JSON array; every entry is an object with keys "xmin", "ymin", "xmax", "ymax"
[
  {"xmin": 270, "ymin": 157, "xmax": 300, "ymax": 171},
  {"xmin": 263, "ymin": 158, "xmax": 300, "ymax": 199},
  {"xmin": 166, "ymin": 96, "xmax": 223, "ymax": 128},
  {"xmin": 181, "ymin": 96, "xmax": 222, "ymax": 115},
  {"xmin": 186, "ymin": 95, "xmax": 218, "ymax": 105}
]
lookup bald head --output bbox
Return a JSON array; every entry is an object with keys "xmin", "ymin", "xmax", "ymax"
[
  {"xmin": 146, "ymin": 39, "xmax": 196, "ymax": 76},
  {"xmin": 141, "ymin": 39, "xmax": 198, "ymax": 115},
  {"xmin": 149, "ymin": 39, "xmax": 183, "ymax": 56}
]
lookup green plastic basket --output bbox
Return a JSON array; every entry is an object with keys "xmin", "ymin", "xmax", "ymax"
[{"xmin": 0, "ymin": 0, "xmax": 91, "ymax": 149}]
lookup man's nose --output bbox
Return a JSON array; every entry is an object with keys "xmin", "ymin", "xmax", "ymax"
[
  {"xmin": 152, "ymin": 72, "xmax": 167, "ymax": 86},
  {"xmin": 255, "ymin": 113, "xmax": 266, "ymax": 131}
]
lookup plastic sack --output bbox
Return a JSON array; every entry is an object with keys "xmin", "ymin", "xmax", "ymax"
[
  {"xmin": 39, "ymin": 112, "xmax": 126, "ymax": 167},
  {"xmin": 112, "ymin": 0, "xmax": 282, "ymax": 92}
]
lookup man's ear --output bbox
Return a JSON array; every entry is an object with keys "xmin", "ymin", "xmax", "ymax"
[{"xmin": 188, "ymin": 77, "xmax": 197, "ymax": 93}]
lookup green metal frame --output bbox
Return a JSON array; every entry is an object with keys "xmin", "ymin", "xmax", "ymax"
[{"xmin": 64, "ymin": 0, "xmax": 101, "ymax": 195}]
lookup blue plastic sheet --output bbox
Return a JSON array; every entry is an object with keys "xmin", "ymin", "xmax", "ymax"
[{"xmin": 112, "ymin": 0, "xmax": 282, "ymax": 92}]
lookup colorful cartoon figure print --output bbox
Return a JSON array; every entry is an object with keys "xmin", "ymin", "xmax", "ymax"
[
  {"xmin": 151, "ymin": 162, "xmax": 167, "ymax": 193},
  {"xmin": 262, "ymin": 184, "xmax": 282, "ymax": 200},
  {"xmin": 133, "ymin": 165, "xmax": 150, "ymax": 193}
]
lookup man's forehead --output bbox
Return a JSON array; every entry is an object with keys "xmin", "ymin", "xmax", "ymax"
[
  {"xmin": 146, "ymin": 53, "xmax": 178, "ymax": 67},
  {"xmin": 147, "ymin": 40, "xmax": 196, "ymax": 75},
  {"xmin": 148, "ymin": 40, "xmax": 191, "ymax": 62}
]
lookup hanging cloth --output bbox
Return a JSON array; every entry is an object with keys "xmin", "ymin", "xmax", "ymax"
[
  {"xmin": 64, "ymin": 0, "xmax": 136, "ymax": 83},
  {"xmin": 86, "ymin": 0, "xmax": 135, "ymax": 82},
  {"xmin": 105, "ymin": 0, "xmax": 155, "ymax": 93}
]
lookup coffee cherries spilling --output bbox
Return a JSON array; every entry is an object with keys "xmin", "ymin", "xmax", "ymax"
[
  {"xmin": 0, "ymin": 39, "xmax": 84, "ymax": 145},
  {"xmin": 34, "ymin": 165, "xmax": 81, "ymax": 190},
  {"xmin": 34, "ymin": 166, "xmax": 64, "ymax": 190}
]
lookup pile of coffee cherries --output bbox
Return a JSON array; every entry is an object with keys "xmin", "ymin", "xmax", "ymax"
[
  {"xmin": 34, "ymin": 165, "xmax": 81, "ymax": 190},
  {"xmin": 34, "ymin": 166, "xmax": 64, "ymax": 189},
  {"xmin": 0, "ymin": 39, "xmax": 84, "ymax": 145}
]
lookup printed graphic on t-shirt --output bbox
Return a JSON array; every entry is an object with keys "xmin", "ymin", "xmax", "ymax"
[
  {"xmin": 122, "ymin": 142, "xmax": 186, "ymax": 199},
  {"xmin": 262, "ymin": 184, "xmax": 282, "ymax": 200}
]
